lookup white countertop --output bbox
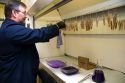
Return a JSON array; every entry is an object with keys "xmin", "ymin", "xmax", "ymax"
[{"xmin": 40, "ymin": 56, "xmax": 125, "ymax": 83}]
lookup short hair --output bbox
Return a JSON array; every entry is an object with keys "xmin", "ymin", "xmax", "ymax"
[{"xmin": 4, "ymin": 0, "xmax": 26, "ymax": 18}]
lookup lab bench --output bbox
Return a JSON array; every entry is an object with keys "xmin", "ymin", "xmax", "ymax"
[{"xmin": 38, "ymin": 56, "xmax": 125, "ymax": 83}]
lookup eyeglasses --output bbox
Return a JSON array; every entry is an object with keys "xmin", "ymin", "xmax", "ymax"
[{"xmin": 15, "ymin": 9, "xmax": 27, "ymax": 15}]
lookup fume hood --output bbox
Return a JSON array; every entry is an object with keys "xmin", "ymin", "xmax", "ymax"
[
  {"xmin": 26, "ymin": 0, "xmax": 125, "ymax": 83},
  {"xmin": 29, "ymin": 0, "xmax": 125, "ymax": 72}
]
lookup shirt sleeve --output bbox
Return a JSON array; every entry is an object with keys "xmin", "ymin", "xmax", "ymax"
[{"xmin": 5, "ymin": 24, "xmax": 59, "ymax": 44}]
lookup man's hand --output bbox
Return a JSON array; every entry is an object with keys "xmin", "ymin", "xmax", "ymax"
[{"xmin": 56, "ymin": 21, "xmax": 66, "ymax": 29}]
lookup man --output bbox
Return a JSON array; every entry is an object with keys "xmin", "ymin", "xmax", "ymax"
[{"xmin": 0, "ymin": 1, "xmax": 65, "ymax": 83}]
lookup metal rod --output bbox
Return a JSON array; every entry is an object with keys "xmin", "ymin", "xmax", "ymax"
[{"xmin": 78, "ymin": 74, "xmax": 92, "ymax": 83}]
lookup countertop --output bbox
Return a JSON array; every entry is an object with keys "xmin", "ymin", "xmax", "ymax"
[{"xmin": 40, "ymin": 56, "xmax": 125, "ymax": 83}]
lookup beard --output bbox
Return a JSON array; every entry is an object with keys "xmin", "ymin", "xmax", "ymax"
[
  {"xmin": 19, "ymin": 17, "xmax": 26, "ymax": 24},
  {"xmin": 21, "ymin": 17, "xmax": 26, "ymax": 23}
]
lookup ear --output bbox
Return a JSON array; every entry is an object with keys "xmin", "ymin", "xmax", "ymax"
[{"xmin": 11, "ymin": 10, "xmax": 18, "ymax": 18}]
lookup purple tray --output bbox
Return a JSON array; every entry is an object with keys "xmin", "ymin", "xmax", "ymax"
[
  {"xmin": 61, "ymin": 66, "xmax": 79, "ymax": 75},
  {"xmin": 47, "ymin": 60, "xmax": 66, "ymax": 68}
]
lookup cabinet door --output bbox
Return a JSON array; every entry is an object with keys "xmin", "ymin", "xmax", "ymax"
[{"xmin": 38, "ymin": 69, "xmax": 57, "ymax": 83}]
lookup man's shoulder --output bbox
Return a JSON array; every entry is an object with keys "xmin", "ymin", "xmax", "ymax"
[{"xmin": 2, "ymin": 18, "xmax": 24, "ymax": 28}]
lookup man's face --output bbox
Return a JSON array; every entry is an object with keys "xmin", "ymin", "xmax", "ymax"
[{"xmin": 15, "ymin": 5, "xmax": 27, "ymax": 23}]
